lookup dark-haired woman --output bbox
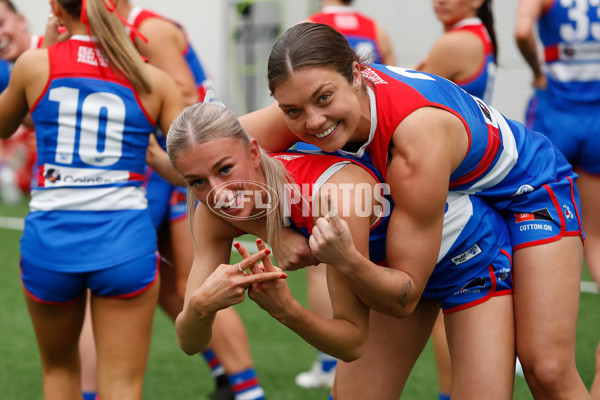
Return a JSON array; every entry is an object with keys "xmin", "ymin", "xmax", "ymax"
[{"xmin": 240, "ymin": 22, "xmax": 589, "ymax": 399}]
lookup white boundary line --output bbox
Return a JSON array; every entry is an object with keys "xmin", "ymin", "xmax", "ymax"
[
  {"xmin": 0, "ymin": 216, "xmax": 24, "ymax": 231},
  {"xmin": 0, "ymin": 214, "xmax": 598, "ymax": 293}
]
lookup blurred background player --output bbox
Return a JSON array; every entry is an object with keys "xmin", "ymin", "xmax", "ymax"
[
  {"xmin": 0, "ymin": 0, "xmax": 43, "ymax": 205},
  {"xmin": 114, "ymin": 2, "xmax": 266, "ymax": 399},
  {"xmin": 308, "ymin": 0, "xmax": 396, "ymax": 65},
  {"xmin": 0, "ymin": 0, "xmax": 186, "ymax": 398},
  {"xmin": 515, "ymin": 0, "xmax": 600, "ymax": 397},
  {"xmin": 415, "ymin": 1, "xmax": 498, "ymax": 398}
]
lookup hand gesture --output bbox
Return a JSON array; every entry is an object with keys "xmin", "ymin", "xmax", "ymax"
[
  {"xmin": 190, "ymin": 248, "xmax": 286, "ymax": 316},
  {"xmin": 270, "ymin": 228, "xmax": 320, "ymax": 271},
  {"xmin": 236, "ymin": 239, "xmax": 296, "ymax": 320},
  {"xmin": 309, "ymin": 194, "xmax": 356, "ymax": 267}
]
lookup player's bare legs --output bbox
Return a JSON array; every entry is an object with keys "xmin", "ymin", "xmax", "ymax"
[
  {"xmin": 332, "ymin": 298, "xmax": 439, "ymax": 400},
  {"xmin": 92, "ymin": 281, "xmax": 159, "ymax": 400},
  {"xmin": 513, "ymin": 237, "xmax": 589, "ymax": 399},
  {"xmin": 577, "ymin": 171, "xmax": 600, "ymax": 400},
  {"xmin": 445, "ymin": 295, "xmax": 515, "ymax": 399},
  {"xmin": 79, "ymin": 292, "xmax": 98, "ymax": 397},
  {"xmin": 432, "ymin": 311, "xmax": 452, "ymax": 398},
  {"xmin": 25, "ymin": 293, "xmax": 87, "ymax": 400}
]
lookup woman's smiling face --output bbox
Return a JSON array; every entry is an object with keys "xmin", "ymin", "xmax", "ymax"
[
  {"xmin": 174, "ymin": 137, "xmax": 265, "ymax": 220},
  {"xmin": 273, "ymin": 64, "xmax": 367, "ymax": 152}
]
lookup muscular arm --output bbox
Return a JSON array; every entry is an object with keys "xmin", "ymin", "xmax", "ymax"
[
  {"xmin": 515, "ymin": 0, "xmax": 547, "ymax": 87},
  {"xmin": 238, "ymin": 102, "xmax": 298, "ymax": 151},
  {"xmin": 135, "ymin": 18, "xmax": 200, "ymax": 106}
]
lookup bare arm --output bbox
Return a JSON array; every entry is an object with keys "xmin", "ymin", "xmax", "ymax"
[
  {"xmin": 417, "ymin": 31, "xmax": 483, "ymax": 83},
  {"xmin": 0, "ymin": 50, "xmax": 45, "ymax": 139},
  {"xmin": 515, "ymin": 0, "xmax": 547, "ymax": 88},
  {"xmin": 135, "ymin": 18, "xmax": 200, "ymax": 106},
  {"xmin": 175, "ymin": 205, "xmax": 284, "ymax": 355},
  {"xmin": 238, "ymin": 102, "xmax": 298, "ymax": 152},
  {"xmin": 245, "ymin": 180, "xmax": 373, "ymax": 361},
  {"xmin": 145, "ymin": 66, "xmax": 186, "ymax": 186},
  {"xmin": 309, "ymin": 108, "xmax": 466, "ymax": 318},
  {"xmin": 376, "ymin": 25, "xmax": 397, "ymax": 66}
]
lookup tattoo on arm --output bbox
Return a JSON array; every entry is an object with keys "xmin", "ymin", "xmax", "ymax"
[{"xmin": 396, "ymin": 281, "xmax": 412, "ymax": 308}]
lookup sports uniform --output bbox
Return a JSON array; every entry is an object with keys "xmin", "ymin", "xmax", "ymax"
[
  {"xmin": 309, "ymin": 6, "xmax": 384, "ymax": 64},
  {"xmin": 525, "ymin": 0, "xmax": 600, "ymax": 174},
  {"xmin": 127, "ymin": 6, "xmax": 211, "ymax": 230},
  {"xmin": 0, "ymin": 59, "xmax": 11, "ymax": 92},
  {"xmin": 272, "ymin": 151, "xmax": 512, "ymax": 312},
  {"xmin": 449, "ymin": 17, "xmax": 496, "ymax": 103},
  {"xmin": 336, "ymin": 63, "xmax": 583, "ymax": 251},
  {"xmin": 126, "ymin": 6, "xmax": 213, "ymax": 101},
  {"xmin": 20, "ymin": 36, "xmax": 159, "ymax": 303}
]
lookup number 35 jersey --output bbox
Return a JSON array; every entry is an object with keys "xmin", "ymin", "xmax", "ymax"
[{"xmin": 22, "ymin": 36, "xmax": 157, "ymax": 271}]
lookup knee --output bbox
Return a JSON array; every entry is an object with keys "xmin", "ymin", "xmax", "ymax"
[{"xmin": 520, "ymin": 354, "xmax": 573, "ymax": 390}]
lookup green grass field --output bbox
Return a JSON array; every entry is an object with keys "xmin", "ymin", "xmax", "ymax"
[{"xmin": 0, "ymin": 198, "xmax": 598, "ymax": 399}]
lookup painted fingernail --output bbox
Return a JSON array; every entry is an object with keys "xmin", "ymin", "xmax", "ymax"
[
  {"xmin": 234, "ymin": 242, "xmax": 240, "ymax": 249},
  {"xmin": 280, "ymin": 273, "xmax": 287, "ymax": 279},
  {"xmin": 256, "ymin": 239, "xmax": 262, "ymax": 244},
  {"xmin": 265, "ymin": 249, "xmax": 271, "ymax": 255}
]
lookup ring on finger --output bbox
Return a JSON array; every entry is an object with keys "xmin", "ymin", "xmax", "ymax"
[{"xmin": 238, "ymin": 263, "xmax": 244, "ymax": 273}]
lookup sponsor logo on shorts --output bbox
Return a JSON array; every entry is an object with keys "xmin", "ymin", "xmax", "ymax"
[
  {"xmin": 514, "ymin": 208, "xmax": 552, "ymax": 223},
  {"xmin": 562, "ymin": 204, "xmax": 574, "ymax": 221},
  {"xmin": 455, "ymin": 277, "xmax": 487, "ymax": 295},
  {"xmin": 451, "ymin": 243, "xmax": 482, "ymax": 266},
  {"xmin": 512, "ymin": 184, "xmax": 535, "ymax": 196}
]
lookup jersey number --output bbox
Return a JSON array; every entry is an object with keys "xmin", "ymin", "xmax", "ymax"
[
  {"xmin": 560, "ymin": 0, "xmax": 600, "ymax": 41},
  {"xmin": 49, "ymin": 87, "xmax": 125, "ymax": 166}
]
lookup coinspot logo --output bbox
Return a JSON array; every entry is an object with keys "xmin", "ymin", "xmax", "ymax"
[{"xmin": 206, "ymin": 180, "xmax": 279, "ymax": 221}]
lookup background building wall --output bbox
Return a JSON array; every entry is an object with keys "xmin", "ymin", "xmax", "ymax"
[{"xmin": 19, "ymin": 0, "xmax": 532, "ymax": 120}]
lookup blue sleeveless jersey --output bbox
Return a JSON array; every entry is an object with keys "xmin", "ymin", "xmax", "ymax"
[
  {"xmin": 537, "ymin": 0, "xmax": 600, "ymax": 106},
  {"xmin": 0, "ymin": 59, "xmax": 12, "ymax": 92},
  {"xmin": 21, "ymin": 36, "xmax": 157, "ymax": 271}
]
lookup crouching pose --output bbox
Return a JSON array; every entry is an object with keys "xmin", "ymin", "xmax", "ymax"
[{"xmin": 170, "ymin": 102, "xmax": 515, "ymax": 399}]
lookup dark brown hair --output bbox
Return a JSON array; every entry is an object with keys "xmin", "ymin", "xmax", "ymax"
[
  {"xmin": 478, "ymin": 0, "xmax": 498, "ymax": 59},
  {"xmin": 267, "ymin": 22, "xmax": 360, "ymax": 94}
]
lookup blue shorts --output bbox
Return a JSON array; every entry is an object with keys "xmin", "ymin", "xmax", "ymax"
[
  {"xmin": 526, "ymin": 88, "xmax": 600, "ymax": 174},
  {"xmin": 423, "ymin": 194, "xmax": 513, "ymax": 313},
  {"xmin": 21, "ymin": 251, "xmax": 159, "ymax": 304},
  {"xmin": 502, "ymin": 174, "xmax": 584, "ymax": 251},
  {"xmin": 145, "ymin": 168, "xmax": 188, "ymax": 229},
  {"xmin": 424, "ymin": 246, "xmax": 513, "ymax": 314}
]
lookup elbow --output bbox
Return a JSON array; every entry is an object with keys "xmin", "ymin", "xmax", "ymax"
[
  {"xmin": 338, "ymin": 341, "xmax": 367, "ymax": 363},
  {"xmin": 178, "ymin": 339, "xmax": 201, "ymax": 356}
]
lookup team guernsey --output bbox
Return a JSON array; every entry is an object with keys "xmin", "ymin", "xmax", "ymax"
[
  {"xmin": 336, "ymin": 64, "xmax": 583, "ymax": 250},
  {"xmin": 127, "ymin": 6, "xmax": 213, "ymax": 101},
  {"xmin": 309, "ymin": 6, "xmax": 384, "ymax": 64},
  {"xmin": 272, "ymin": 152, "xmax": 512, "ymax": 312},
  {"xmin": 525, "ymin": 0, "xmax": 600, "ymax": 174},
  {"xmin": 22, "ymin": 36, "xmax": 158, "ymax": 276},
  {"xmin": 536, "ymin": 0, "xmax": 600, "ymax": 105},
  {"xmin": 0, "ymin": 58, "xmax": 12, "ymax": 93},
  {"xmin": 450, "ymin": 17, "xmax": 496, "ymax": 103}
]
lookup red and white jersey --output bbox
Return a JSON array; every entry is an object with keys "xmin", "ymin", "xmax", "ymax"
[
  {"xmin": 450, "ymin": 17, "xmax": 496, "ymax": 103},
  {"xmin": 309, "ymin": 6, "xmax": 384, "ymax": 64},
  {"xmin": 126, "ymin": 6, "xmax": 214, "ymax": 101}
]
